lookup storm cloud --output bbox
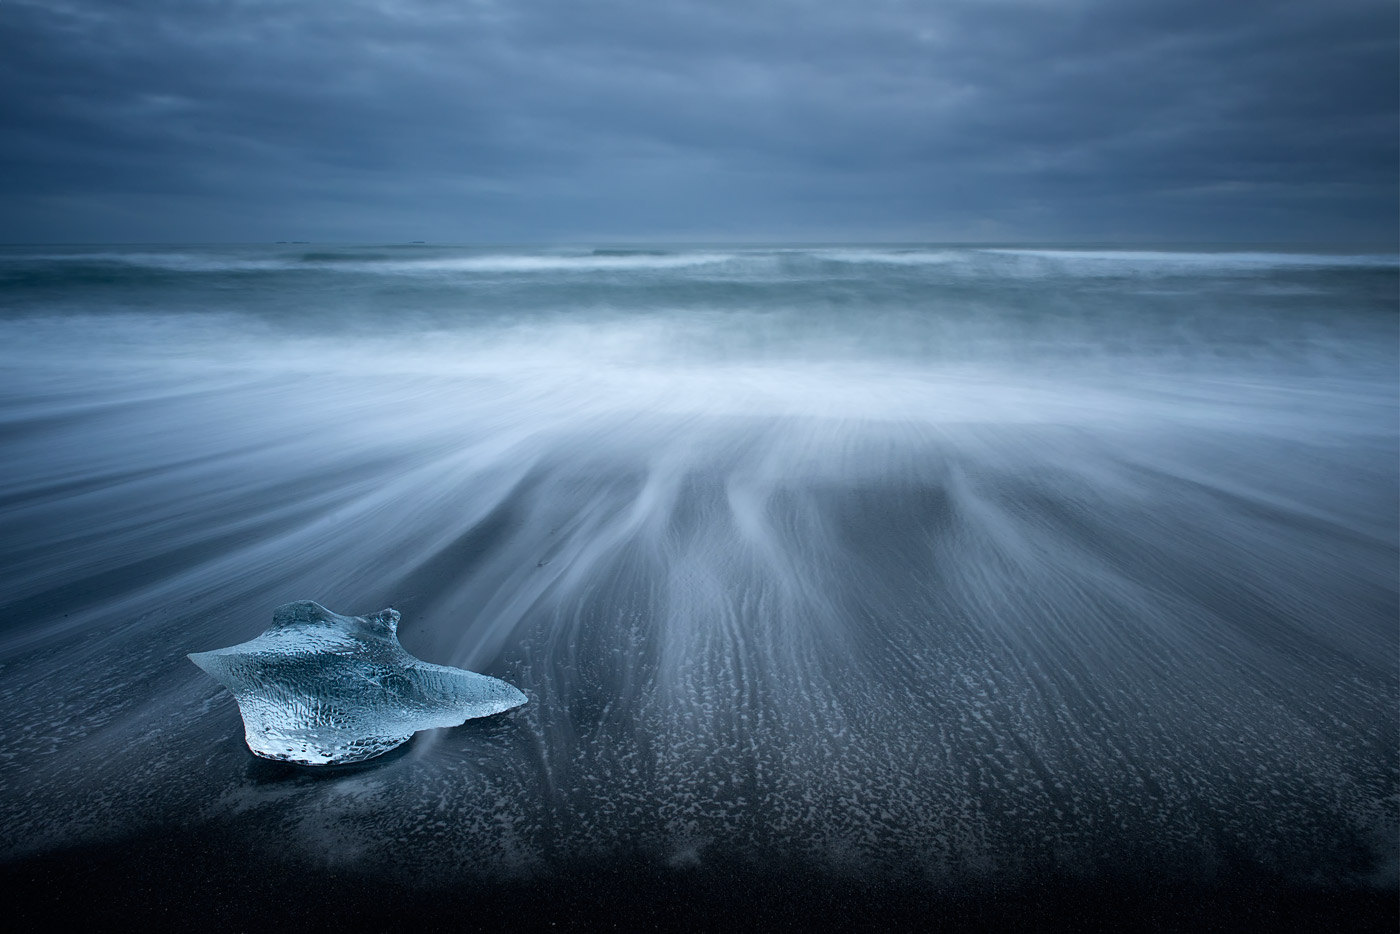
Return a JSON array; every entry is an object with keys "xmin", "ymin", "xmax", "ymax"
[{"xmin": 0, "ymin": 0, "xmax": 1394, "ymax": 242}]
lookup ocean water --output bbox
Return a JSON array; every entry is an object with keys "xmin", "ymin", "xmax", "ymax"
[{"xmin": 0, "ymin": 244, "xmax": 1396, "ymax": 921}]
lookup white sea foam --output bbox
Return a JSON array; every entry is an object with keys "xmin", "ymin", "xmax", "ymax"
[
  {"xmin": 7, "ymin": 246, "xmax": 1393, "ymax": 278},
  {"xmin": 811, "ymin": 248, "xmax": 961, "ymax": 265},
  {"xmin": 0, "ymin": 252, "xmax": 294, "ymax": 272},
  {"xmin": 981, "ymin": 248, "xmax": 1399, "ymax": 268},
  {"xmin": 349, "ymin": 252, "xmax": 739, "ymax": 273},
  {"xmin": 0, "ymin": 250, "xmax": 740, "ymax": 275}
]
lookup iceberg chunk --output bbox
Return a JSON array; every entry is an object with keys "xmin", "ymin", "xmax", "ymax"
[{"xmin": 189, "ymin": 601, "xmax": 526, "ymax": 765}]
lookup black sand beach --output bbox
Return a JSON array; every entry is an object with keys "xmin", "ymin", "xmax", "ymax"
[{"xmin": 0, "ymin": 245, "xmax": 1395, "ymax": 931}]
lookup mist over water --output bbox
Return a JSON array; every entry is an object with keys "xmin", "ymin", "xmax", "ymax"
[{"xmin": 0, "ymin": 245, "xmax": 1395, "ymax": 894}]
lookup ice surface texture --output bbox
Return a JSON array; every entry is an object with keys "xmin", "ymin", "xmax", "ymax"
[{"xmin": 189, "ymin": 601, "xmax": 526, "ymax": 765}]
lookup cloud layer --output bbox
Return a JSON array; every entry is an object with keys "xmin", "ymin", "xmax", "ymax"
[{"xmin": 1, "ymin": 0, "xmax": 1395, "ymax": 241}]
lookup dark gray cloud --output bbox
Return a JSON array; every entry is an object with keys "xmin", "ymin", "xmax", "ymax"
[{"xmin": 0, "ymin": 0, "xmax": 1394, "ymax": 241}]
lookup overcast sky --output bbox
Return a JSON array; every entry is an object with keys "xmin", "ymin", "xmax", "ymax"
[{"xmin": 0, "ymin": 0, "xmax": 1394, "ymax": 243}]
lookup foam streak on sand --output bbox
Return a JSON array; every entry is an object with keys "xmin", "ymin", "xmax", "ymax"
[{"xmin": 0, "ymin": 244, "xmax": 1394, "ymax": 893}]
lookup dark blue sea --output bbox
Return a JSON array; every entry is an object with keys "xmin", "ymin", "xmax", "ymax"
[{"xmin": 0, "ymin": 244, "xmax": 1395, "ymax": 929}]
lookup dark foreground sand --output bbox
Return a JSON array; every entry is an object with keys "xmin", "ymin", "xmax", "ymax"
[{"xmin": 4, "ymin": 822, "xmax": 1396, "ymax": 932}]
